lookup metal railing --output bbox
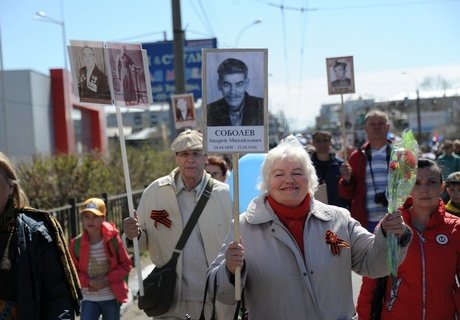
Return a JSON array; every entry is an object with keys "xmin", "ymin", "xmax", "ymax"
[{"xmin": 46, "ymin": 190, "xmax": 144, "ymax": 242}]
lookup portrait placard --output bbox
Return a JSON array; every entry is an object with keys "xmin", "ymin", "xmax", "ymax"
[
  {"xmin": 68, "ymin": 40, "xmax": 112, "ymax": 105},
  {"xmin": 203, "ymin": 48, "xmax": 268, "ymax": 153},
  {"xmin": 106, "ymin": 42, "xmax": 151, "ymax": 109},
  {"xmin": 326, "ymin": 56, "xmax": 355, "ymax": 95},
  {"xmin": 171, "ymin": 93, "xmax": 196, "ymax": 129}
]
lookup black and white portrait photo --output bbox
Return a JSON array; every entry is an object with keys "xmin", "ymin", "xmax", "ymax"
[
  {"xmin": 106, "ymin": 42, "xmax": 151, "ymax": 108},
  {"xmin": 326, "ymin": 56, "xmax": 355, "ymax": 95},
  {"xmin": 68, "ymin": 40, "xmax": 112, "ymax": 104},
  {"xmin": 203, "ymin": 49, "xmax": 268, "ymax": 153}
]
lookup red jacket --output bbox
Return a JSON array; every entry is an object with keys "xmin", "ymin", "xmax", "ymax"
[
  {"xmin": 70, "ymin": 221, "xmax": 132, "ymax": 303},
  {"xmin": 338, "ymin": 142, "xmax": 370, "ymax": 228},
  {"xmin": 356, "ymin": 198, "xmax": 460, "ymax": 319}
]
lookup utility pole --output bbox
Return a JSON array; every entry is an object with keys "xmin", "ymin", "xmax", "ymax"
[
  {"xmin": 415, "ymin": 88, "xmax": 421, "ymax": 141},
  {"xmin": 171, "ymin": 0, "xmax": 186, "ymax": 139},
  {"xmin": 0, "ymin": 23, "xmax": 9, "ymax": 153},
  {"xmin": 402, "ymin": 71, "xmax": 422, "ymax": 141}
]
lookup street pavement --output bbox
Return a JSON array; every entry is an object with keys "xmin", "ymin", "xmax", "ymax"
[
  {"xmin": 121, "ymin": 254, "xmax": 154, "ymax": 319},
  {"xmin": 120, "ymin": 256, "xmax": 363, "ymax": 319}
]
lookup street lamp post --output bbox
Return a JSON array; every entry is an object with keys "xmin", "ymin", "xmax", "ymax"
[
  {"xmin": 34, "ymin": 7, "xmax": 73, "ymax": 154},
  {"xmin": 0, "ymin": 24, "xmax": 9, "ymax": 153},
  {"xmin": 34, "ymin": 10, "xmax": 68, "ymax": 71},
  {"xmin": 402, "ymin": 71, "xmax": 422, "ymax": 140},
  {"xmin": 234, "ymin": 18, "xmax": 262, "ymax": 47}
]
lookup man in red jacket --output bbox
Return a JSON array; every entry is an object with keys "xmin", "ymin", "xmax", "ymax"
[{"xmin": 338, "ymin": 110, "xmax": 391, "ymax": 231}]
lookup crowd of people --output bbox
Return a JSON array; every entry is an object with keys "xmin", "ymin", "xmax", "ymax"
[{"xmin": 2, "ymin": 107, "xmax": 460, "ymax": 319}]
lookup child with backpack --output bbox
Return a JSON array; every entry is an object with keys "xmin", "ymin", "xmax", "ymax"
[{"xmin": 70, "ymin": 198, "xmax": 132, "ymax": 319}]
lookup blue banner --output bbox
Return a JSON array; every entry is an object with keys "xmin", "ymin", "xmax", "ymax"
[{"xmin": 142, "ymin": 38, "xmax": 217, "ymax": 103}]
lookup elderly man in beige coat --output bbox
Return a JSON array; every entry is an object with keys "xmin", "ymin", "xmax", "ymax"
[{"xmin": 124, "ymin": 129, "xmax": 234, "ymax": 319}]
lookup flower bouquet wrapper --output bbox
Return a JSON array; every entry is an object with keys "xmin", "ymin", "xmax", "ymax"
[{"xmin": 386, "ymin": 129, "xmax": 418, "ymax": 278}]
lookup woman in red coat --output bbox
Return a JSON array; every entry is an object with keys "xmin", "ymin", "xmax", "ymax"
[{"xmin": 356, "ymin": 158, "xmax": 460, "ymax": 319}]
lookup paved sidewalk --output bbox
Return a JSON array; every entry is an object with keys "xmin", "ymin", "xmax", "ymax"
[
  {"xmin": 119, "ymin": 255, "xmax": 363, "ymax": 319},
  {"xmin": 121, "ymin": 254, "xmax": 155, "ymax": 319}
]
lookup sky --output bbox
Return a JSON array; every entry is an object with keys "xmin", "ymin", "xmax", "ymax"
[{"xmin": 1, "ymin": 0, "xmax": 460, "ymax": 131}]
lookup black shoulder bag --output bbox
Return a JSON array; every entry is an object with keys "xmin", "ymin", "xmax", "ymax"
[{"xmin": 138, "ymin": 179, "xmax": 214, "ymax": 317}]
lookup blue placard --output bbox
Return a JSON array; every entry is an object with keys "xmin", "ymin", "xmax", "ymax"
[{"xmin": 142, "ymin": 38, "xmax": 217, "ymax": 103}]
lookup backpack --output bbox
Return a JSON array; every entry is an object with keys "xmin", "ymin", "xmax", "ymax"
[{"xmin": 73, "ymin": 235, "xmax": 129, "ymax": 284}]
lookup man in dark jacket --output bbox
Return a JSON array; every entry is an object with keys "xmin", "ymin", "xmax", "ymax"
[
  {"xmin": 207, "ymin": 58, "xmax": 264, "ymax": 126},
  {"xmin": 311, "ymin": 130, "xmax": 348, "ymax": 208}
]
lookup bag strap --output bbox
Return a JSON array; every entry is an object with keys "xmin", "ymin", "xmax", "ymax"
[
  {"xmin": 174, "ymin": 178, "xmax": 214, "ymax": 252},
  {"xmin": 73, "ymin": 235, "xmax": 82, "ymax": 260},
  {"xmin": 370, "ymin": 276, "xmax": 387, "ymax": 320},
  {"xmin": 198, "ymin": 274, "xmax": 218, "ymax": 320},
  {"xmin": 233, "ymin": 289, "xmax": 247, "ymax": 320},
  {"xmin": 74, "ymin": 234, "xmax": 118, "ymax": 261}
]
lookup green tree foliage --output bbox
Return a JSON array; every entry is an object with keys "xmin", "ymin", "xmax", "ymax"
[{"xmin": 17, "ymin": 145, "xmax": 176, "ymax": 209}]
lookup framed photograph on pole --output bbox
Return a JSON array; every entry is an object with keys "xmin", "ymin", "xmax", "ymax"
[
  {"xmin": 106, "ymin": 42, "xmax": 152, "ymax": 108},
  {"xmin": 68, "ymin": 40, "xmax": 112, "ymax": 104},
  {"xmin": 171, "ymin": 93, "xmax": 196, "ymax": 129},
  {"xmin": 202, "ymin": 48, "xmax": 268, "ymax": 154},
  {"xmin": 326, "ymin": 56, "xmax": 355, "ymax": 95}
]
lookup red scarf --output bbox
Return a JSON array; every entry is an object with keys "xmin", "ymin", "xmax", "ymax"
[{"xmin": 268, "ymin": 194, "xmax": 310, "ymax": 255}]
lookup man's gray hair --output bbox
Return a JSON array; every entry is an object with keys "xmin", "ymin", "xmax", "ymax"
[{"xmin": 365, "ymin": 110, "xmax": 389, "ymax": 123}]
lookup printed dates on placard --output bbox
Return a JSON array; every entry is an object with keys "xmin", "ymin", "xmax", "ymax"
[
  {"xmin": 214, "ymin": 145, "xmax": 234, "ymax": 150},
  {"xmin": 238, "ymin": 145, "xmax": 257, "ymax": 150}
]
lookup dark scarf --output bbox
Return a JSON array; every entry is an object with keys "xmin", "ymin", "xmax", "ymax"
[{"xmin": 268, "ymin": 194, "xmax": 311, "ymax": 255}]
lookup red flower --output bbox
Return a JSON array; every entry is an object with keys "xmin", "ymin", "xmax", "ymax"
[
  {"xmin": 390, "ymin": 162, "xmax": 398, "ymax": 170},
  {"xmin": 405, "ymin": 150, "xmax": 417, "ymax": 168}
]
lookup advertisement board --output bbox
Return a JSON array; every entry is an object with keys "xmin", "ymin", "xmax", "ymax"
[{"xmin": 143, "ymin": 38, "xmax": 217, "ymax": 102}]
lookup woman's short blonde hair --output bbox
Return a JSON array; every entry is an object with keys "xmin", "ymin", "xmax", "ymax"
[{"xmin": 258, "ymin": 135, "xmax": 318, "ymax": 195}]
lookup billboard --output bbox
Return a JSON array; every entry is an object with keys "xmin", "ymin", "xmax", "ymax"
[{"xmin": 143, "ymin": 38, "xmax": 217, "ymax": 103}]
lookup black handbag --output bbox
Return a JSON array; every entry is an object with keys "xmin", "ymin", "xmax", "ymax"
[{"xmin": 138, "ymin": 179, "xmax": 214, "ymax": 317}]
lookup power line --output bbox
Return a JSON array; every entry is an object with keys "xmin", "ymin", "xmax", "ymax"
[
  {"xmin": 188, "ymin": 1, "xmax": 211, "ymax": 37},
  {"xmin": 195, "ymin": 0, "xmax": 216, "ymax": 37},
  {"xmin": 112, "ymin": 31, "xmax": 166, "ymax": 42},
  {"xmin": 279, "ymin": 0, "xmax": 290, "ymax": 92},
  {"xmin": 297, "ymin": 0, "xmax": 310, "ymax": 109},
  {"xmin": 257, "ymin": 0, "xmax": 459, "ymax": 12}
]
